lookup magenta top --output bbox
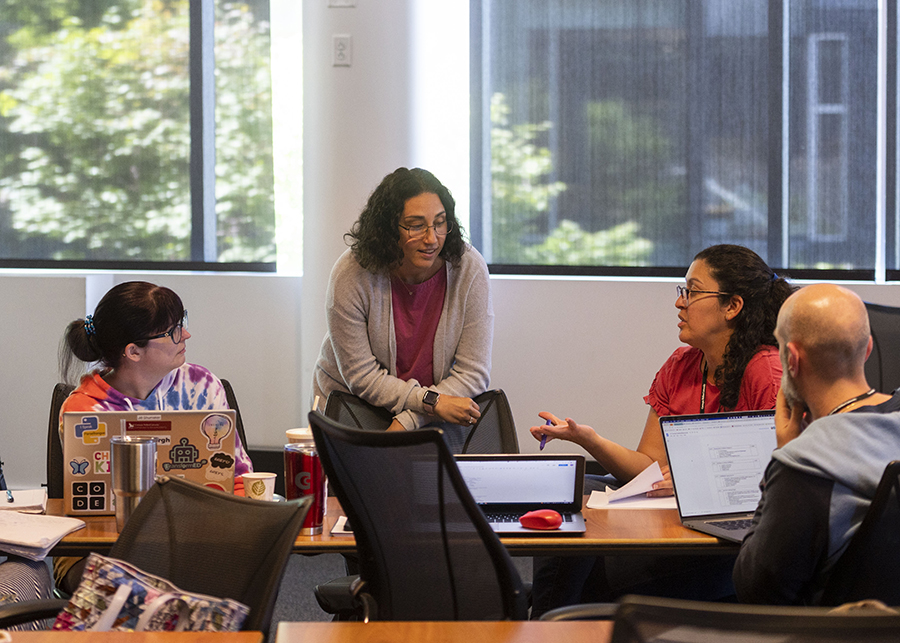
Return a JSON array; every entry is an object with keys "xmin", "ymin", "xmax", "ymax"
[{"xmin": 391, "ymin": 265, "xmax": 448, "ymax": 387}]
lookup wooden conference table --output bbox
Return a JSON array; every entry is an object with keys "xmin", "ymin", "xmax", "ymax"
[
  {"xmin": 5, "ymin": 634, "xmax": 263, "ymax": 643},
  {"xmin": 48, "ymin": 497, "xmax": 736, "ymax": 558},
  {"xmin": 276, "ymin": 621, "xmax": 613, "ymax": 643}
]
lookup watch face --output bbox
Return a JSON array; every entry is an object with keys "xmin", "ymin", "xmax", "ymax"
[{"xmin": 424, "ymin": 391, "xmax": 439, "ymax": 406}]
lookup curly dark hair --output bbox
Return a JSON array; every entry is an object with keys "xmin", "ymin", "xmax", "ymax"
[
  {"xmin": 345, "ymin": 167, "xmax": 466, "ymax": 272},
  {"xmin": 694, "ymin": 245, "xmax": 794, "ymax": 410},
  {"xmin": 59, "ymin": 281, "xmax": 185, "ymax": 385}
]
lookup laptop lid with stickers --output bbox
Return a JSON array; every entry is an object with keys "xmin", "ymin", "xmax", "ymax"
[{"xmin": 62, "ymin": 409, "xmax": 237, "ymax": 515}]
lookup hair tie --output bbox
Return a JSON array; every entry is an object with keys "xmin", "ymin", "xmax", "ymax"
[
  {"xmin": 771, "ymin": 272, "xmax": 779, "ymax": 281},
  {"xmin": 84, "ymin": 315, "xmax": 96, "ymax": 337}
]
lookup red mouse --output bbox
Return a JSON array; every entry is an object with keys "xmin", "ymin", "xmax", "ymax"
[{"xmin": 519, "ymin": 509, "xmax": 563, "ymax": 530}]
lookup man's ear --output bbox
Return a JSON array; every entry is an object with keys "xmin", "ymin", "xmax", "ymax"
[
  {"xmin": 786, "ymin": 341, "xmax": 801, "ymax": 376},
  {"xmin": 865, "ymin": 335, "xmax": 874, "ymax": 361},
  {"xmin": 724, "ymin": 294, "xmax": 744, "ymax": 321}
]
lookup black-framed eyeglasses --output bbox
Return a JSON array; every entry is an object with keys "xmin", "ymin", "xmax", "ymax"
[
  {"xmin": 676, "ymin": 286, "xmax": 730, "ymax": 306},
  {"xmin": 144, "ymin": 311, "xmax": 189, "ymax": 344},
  {"xmin": 398, "ymin": 219, "xmax": 452, "ymax": 240}
]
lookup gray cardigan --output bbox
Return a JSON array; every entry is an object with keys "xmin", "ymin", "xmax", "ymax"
[{"xmin": 313, "ymin": 245, "xmax": 493, "ymax": 430}]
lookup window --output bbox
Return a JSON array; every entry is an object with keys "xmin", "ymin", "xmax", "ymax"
[
  {"xmin": 0, "ymin": 0, "xmax": 275, "ymax": 270},
  {"xmin": 472, "ymin": 0, "xmax": 885, "ymax": 278}
]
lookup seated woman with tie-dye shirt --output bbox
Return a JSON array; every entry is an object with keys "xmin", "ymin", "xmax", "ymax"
[{"xmin": 55, "ymin": 280, "xmax": 253, "ymax": 594}]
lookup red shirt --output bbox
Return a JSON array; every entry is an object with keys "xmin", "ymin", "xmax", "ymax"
[
  {"xmin": 644, "ymin": 345, "xmax": 782, "ymax": 415},
  {"xmin": 391, "ymin": 265, "xmax": 448, "ymax": 387}
]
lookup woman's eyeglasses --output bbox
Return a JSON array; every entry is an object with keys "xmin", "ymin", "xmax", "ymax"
[
  {"xmin": 398, "ymin": 219, "xmax": 452, "ymax": 240},
  {"xmin": 676, "ymin": 286, "xmax": 730, "ymax": 306},
  {"xmin": 144, "ymin": 311, "xmax": 189, "ymax": 344}
]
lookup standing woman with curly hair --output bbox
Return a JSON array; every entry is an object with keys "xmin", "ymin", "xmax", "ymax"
[
  {"xmin": 313, "ymin": 167, "xmax": 493, "ymax": 436},
  {"xmin": 530, "ymin": 244, "xmax": 793, "ymax": 616}
]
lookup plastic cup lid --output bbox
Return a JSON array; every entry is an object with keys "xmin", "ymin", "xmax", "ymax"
[{"xmin": 286, "ymin": 428, "xmax": 313, "ymax": 443}]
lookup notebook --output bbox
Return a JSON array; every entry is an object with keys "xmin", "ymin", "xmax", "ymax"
[
  {"xmin": 660, "ymin": 409, "xmax": 777, "ymax": 543},
  {"xmin": 455, "ymin": 454, "xmax": 586, "ymax": 534},
  {"xmin": 62, "ymin": 409, "xmax": 237, "ymax": 516}
]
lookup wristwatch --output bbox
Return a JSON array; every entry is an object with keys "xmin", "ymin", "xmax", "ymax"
[{"xmin": 423, "ymin": 390, "xmax": 440, "ymax": 415}]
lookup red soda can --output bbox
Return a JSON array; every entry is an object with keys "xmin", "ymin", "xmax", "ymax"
[{"xmin": 284, "ymin": 440, "xmax": 326, "ymax": 534}]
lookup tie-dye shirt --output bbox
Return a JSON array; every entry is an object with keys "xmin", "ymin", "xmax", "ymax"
[{"xmin": 59, "ymin": 363, "xmax": 252, "ymax": 476}]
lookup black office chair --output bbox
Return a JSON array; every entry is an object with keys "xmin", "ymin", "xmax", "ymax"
[
  {"xmin": 323, "ymin": 389, "xmax": 519, "ymax": 454},
  {"xmin": 48, "ymin": 378, "xmax": 249, "ymax": 499},
  {"xmin": 47, "ymin": 382, "xmax": 74, "ymax": 499},
  {"xmin": 819, "ymin": 460, "xmax": 900, "ymax": 606},
  {"xmin": 220, "ymin": 378, "xmax": 249, "ymax": 453},
  {"xmin": 605, "ymin": 595, "xmax": 900, "ymax": 643},
  {"xmin": 316, "ymin": 390, "xmax": 521, "ymax": 618},
  {"xmin": 309, "ymin": 412, "xmax": 528, "ymax": 621},
  {"xmin": 2, "ymin": 477, "xmax": 311, "ymax": 633},
  {"xmin": 864, "ymin": 302, "xmax": 900, "ymax": 394}
]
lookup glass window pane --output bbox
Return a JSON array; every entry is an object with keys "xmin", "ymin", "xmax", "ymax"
[
  {"xmin": 788, "ymin": 0, "xmax": 876, "ymax": 270},
  {"xmin": 0, "ymin": 0, "xmax": 192, "ymax": 261},
  {"xmin": 215, "ymin": 0, "xmax": 275, "ymax": 263},
  {"xmin": 482, "ymin": 0, "xmax": 770, "ymax": 268}
]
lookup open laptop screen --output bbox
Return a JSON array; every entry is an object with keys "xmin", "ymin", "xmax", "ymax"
[
  {"xmin": 455, "ymin": 454, "xmax": 584, "ymax": 507},
  {"xmin": 661, "ymin": 410, "xmax": 777, "ymax": 518}
]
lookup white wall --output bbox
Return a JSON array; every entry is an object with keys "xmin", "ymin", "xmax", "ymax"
[{"xmin": 4, "ymin": 2, "xmax": 900, "ymax": 488}]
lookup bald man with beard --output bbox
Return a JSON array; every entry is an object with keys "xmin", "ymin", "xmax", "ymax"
[{"xmin": 733, "ymin": 284, "xmax": 900, "ymax": 605}]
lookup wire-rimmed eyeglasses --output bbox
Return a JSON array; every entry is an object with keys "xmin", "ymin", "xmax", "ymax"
[
  {"xmin": 675, "ymin": 286, "xmax": 730, "ymax": 306},
  {"xmin": 398, "ymin": 219, "xmax": 452, "ymax": 240}
]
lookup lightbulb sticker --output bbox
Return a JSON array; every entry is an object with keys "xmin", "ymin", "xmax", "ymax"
[{"xmin": 200, "ymin": 413, "xmax": 233, "ymax": 449}]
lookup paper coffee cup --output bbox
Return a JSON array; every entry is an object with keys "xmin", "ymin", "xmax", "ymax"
[{"xmin": 243, "ymin": 472, "xmax": 277, "ymax": 501}]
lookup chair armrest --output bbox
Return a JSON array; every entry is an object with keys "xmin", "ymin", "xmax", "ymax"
[
  {"xmin": 539, "ymin": 602, "xmax": 618, "ymax": 621},
  {"xmin": 0, "ymin": 598, "xmax": 68, "ymax": 628}
]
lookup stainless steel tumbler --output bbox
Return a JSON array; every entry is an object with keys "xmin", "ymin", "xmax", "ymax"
[{"xmin": 110, "ymin": 435, "xmax": 157, "ymax": 532}]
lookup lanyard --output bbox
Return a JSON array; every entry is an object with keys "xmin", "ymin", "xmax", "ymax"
[{"xmin": 699, "ymin": 361, "xmax": 708, "ymax": 414}]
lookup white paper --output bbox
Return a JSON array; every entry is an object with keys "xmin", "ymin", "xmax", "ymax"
[
  {"xmin": 587, "ymin": 489, "xmax": 677, "ymax": 510},
  {"xmin": 0, "ymin": 512, "xmax": 85, "ymax": 560},
  {"xmin": 0, "ymin": 489, "xmax": 48, "ymax": 514},
  {"xmin": 331, "ymin": 515, "xmax": 354, "ymax": 535},
  {"xmin": 605, "ymin": 461, "xmax": 664, "ymax": 502}
]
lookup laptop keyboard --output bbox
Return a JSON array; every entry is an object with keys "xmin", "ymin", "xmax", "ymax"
[
  {"xmin": 485, "ymin": 512, "xmax": 573, "ymax": 524},
  {"xmin": 708, "ymin": 518, "xmax": 753, "ymax": 531}
]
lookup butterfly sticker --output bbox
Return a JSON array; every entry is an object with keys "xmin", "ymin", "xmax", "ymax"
[{"xmin": 69, "ymin": 459, "xmax": 89, "ymax": 476}]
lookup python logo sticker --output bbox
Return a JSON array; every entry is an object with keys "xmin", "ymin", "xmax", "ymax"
[{"xmin": 75, "ymin": 416, "xmax": 107, "ymax": 445}]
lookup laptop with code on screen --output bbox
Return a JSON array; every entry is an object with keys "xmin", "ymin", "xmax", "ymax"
[
  {"xmin": 660, "ymin": 409, "xmax": 777, "ymax": 543},
  {"xmin": 454, "ymin": 454, "xmax": 586, "ymax": 534},
  {"xmin": 62, "ymin": 409, "xmax": 237, "ymax": 516}
]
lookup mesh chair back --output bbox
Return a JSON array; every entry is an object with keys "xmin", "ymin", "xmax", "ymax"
[
  {"xmin": 220, "ymin": 379, "xmax": 249, "ymax": 453},
  {"xmin": 309, "ymin": 412, "xmax": 527, "ymax": 621},
  {"xmin": 610, "ymin": 595, "xmax": 900, "ymax": 643},
  {"xmin": 464, "ymin": 390, "xmax": 519, "ymax": 454},
  {"xmin": 819, "ymin": 460, "xmax": 900, "ymax": 605},
  {"xmin": 323, "ymin": 389, "xmax": 519, "ymax": 454},
  {"xmin": 47, "ymin": 383, "xmax": 74, "ymax": 499},
  {"xmin": 324, "ymin": 390, "xmax": 395, "ymax": 431},
  {"xmin": 109, "ymin": 476, "xmax": 311, "ymax": 634},
  {"xmin": 864, "ymin": 302, "xmax": 900, "ymax": 394}
]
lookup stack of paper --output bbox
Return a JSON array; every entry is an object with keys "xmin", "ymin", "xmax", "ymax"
[
  {"xmin": 587, "ymin": 461, "xmax": 678, "ymax": 509},
  {"xmin": 0, "ymin": 489, "xmax": 48, "ymax": 514},
  {"xmin": 0, "ymin": 511, "xmax": 84, "ymax": 561}
]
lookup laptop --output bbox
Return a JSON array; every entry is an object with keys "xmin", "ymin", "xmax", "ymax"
[
  {"xmin": 62, "ymin": 409, "xmax": 237, "ymax": 516},
  {"xmin": 660, "ymin": 409, "xmax": 777, "ymax": 543},
  {"xmin": 454, "ymin": 454, "xmax": 586, "ymax": 535}
]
